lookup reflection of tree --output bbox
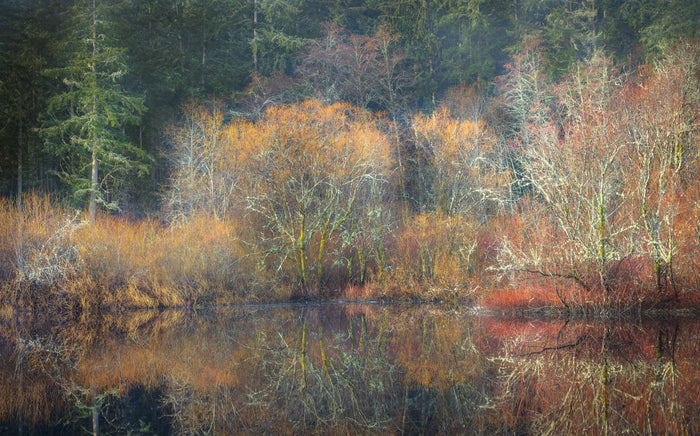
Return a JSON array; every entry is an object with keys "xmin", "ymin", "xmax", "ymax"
[
  {"xmin": 244, "ymin": 319, "xmax": 400, "ymax": 433},
  {"xmin": 16, "ymin": 333, "xmax": 153, "ymax": 435},
  {"xmin": 2, "ymin": 308, "xmax": 700, "ymax": 434},
  {"xmin": 490, "ymin": 320, "xmax": 697, "ymax": 435},
  {"xmin": 181, "ymin": 308, "xmax": 498, "ymax": 434},
  {"xmin": 383, "ymin": 309, "xmax": 498, "ymax": 433},
  {"xmin": 1, "ymin": 312, "xmax": 181, "ymax": 434}
]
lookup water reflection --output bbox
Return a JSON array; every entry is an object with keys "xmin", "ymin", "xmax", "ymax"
[{"xmin": 1, "ymin": 304, "xmax": 698, "ymax": 434}]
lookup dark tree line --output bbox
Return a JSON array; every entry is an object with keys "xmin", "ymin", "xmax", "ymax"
[{"xmin": 0, "ymin": 0, "xmax": 697, "ymax": 215}]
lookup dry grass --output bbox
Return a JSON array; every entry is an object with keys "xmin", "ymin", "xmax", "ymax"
[{"xmin": 0, "ymin": 194, "xmax": 263, "ymax": 311}]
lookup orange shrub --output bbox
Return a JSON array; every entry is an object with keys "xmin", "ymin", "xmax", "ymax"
[
  {"xmin": 0, "ymin": 194, "xmax": 267, "ymax": 310},
  {"xmin": 377, "ymin": 211, "xmax": 482, "ymax": 301}
]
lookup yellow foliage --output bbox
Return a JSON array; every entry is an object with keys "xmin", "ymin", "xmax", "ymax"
[{"xmin": 410, "ymin": 109, "xmax": 507, "ymax": 216}]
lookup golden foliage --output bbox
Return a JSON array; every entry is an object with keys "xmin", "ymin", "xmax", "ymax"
[{"xmin": 410, "ymin": 108, "xmax": 507, "ymax": 215}]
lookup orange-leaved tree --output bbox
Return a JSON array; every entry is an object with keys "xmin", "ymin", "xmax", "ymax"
[
  {"xmin": 164, "ymin": 100, "xmax": 392, "ymax": 294},
  {"xmin": 245, "ymin": 100, "xmax": 392, "ymax": 293}
]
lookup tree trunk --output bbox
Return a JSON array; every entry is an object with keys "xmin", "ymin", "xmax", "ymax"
[
  {"xmin": 253, "ymin": 0, "xmax": 258, "ymax": 72},
  {"xmin": 91, "ymin": 384, "xmax": 100, "ymax": 436},
  {"xmin": 89, "ymin": 146, "xmax": 98, "ymax": 221},
  {"xmin": 17, "ymin": 97, "xmax": 23, "ymax": 213},
  {"xmin": 89, "ymin": 0, "xmax": 98, "ymax": 222}
]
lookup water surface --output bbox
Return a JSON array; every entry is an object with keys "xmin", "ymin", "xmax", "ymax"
[{"xmin": 1, "ymin": 303, "xmax": 698, "ymax": 434}]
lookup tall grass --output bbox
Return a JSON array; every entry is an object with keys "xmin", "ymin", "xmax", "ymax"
[
  {"xmin": 0, "ymin": 193, "xmax": 266, "ymax": 312},
  {"xmin": 75, "ymin": 214, "xmax": 256, "ymax": 307}
]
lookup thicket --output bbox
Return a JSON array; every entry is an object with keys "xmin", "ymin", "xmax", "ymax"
[{"xmin": 0, "ymin": 39, "xmax": 698, "ymax": 314}]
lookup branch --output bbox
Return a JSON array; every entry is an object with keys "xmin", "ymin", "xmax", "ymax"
[{"xmin": 512, "ymin": 335, "xmax": 587, "ymax": 357}]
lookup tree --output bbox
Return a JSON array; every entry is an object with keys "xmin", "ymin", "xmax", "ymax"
[
  {"xmin": 409, "ymin": 108, "xmax": 505, "ymax": 216},
  {"xmin": 397, "ymin": 107, "xmax": 508, "ymax": 288},
  {"xmin": 42, "ymin": 0, "xmax": 148, "ymax": 220},
  {"xmin": 625, "ymin": 41, "xmax": 700, "ymax": 293},
  {"xmin": 496, "ymin": 33, "xmax": 554, "ymax": 198},
  {"xmin": 377, "ymin": 0, "xmax": 443, "ymax": 109},
  {"xmin": 164, "ymin": 101, "xmax": 255, "ymax": 223},
  {"xmin": 294, "ymin": 23, "xmax": 405, "ymax": 113},
  {"xmin": 251, "ymin": 0, "xmax": 313, "ymax": 76},
  {"xmin": 0, "ymin": 0, "xmax": 62, "ymax": 205},
  {"xmin": 497, "ymin": 51, "xmax": 634, "ymax": 297},
  {"xmin": 121, "ymin": 0, "xmax": 251, "ymax": 99},
  {"xmin": 437, "ymin": 0, "xmax": 514, "ymax": 84},
  {"xmin": 165, "ymin": 100, "xmax": 392, "ymax": 292},
  {"xmin": 245, "ymin": 100, "xmax": 391, "ymax": 291},
  {"xmin": 543, "ymin": 0, "xmax": 600, "ymax": 76},
  {"xmin": 632, "ymin": 0, "xmax": 700, "ymax": 60}
]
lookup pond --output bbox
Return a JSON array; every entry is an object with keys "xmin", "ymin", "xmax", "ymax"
[{"xmin": 1, "ymin": 303, "xmax": 698, "ymax": 435}]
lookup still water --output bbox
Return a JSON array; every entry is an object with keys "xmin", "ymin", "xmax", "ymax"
[{"xmin": 0, "ymin": 303, "xmax": 698, "ymax": 435}]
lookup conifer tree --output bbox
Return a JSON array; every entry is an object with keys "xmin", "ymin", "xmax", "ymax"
[{"xmin": 42, "ymin": 0, "xmax": 147, "ymax": 220}]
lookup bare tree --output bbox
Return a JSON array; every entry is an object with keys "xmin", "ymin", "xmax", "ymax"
[
  {"xmin": 164, "ymin": 102, "xmax": 251, "ymax": 224},
  {"xmin": 497, "ymin": 52, "xmax": 635, "ymax": 297},
  {"xmin": 625, "ymin": 41, "xmax": 700, "ymax": 293}
]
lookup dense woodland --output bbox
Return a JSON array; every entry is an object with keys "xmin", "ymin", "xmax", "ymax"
[{"xmin": 0, "ymin": 0, "xmax": 699, "ymax": 311}]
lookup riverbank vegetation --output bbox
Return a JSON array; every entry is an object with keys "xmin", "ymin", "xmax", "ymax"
[{"xmin": 0, "ymin": 1, "xmax": 698, "ymax": 314}]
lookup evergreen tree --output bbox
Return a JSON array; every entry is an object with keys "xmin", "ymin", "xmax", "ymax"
[
  {"xmin": 330, "ymin": 0, "xmax": 382, "ymax": 34},
  {"xmin": 0, "ymin": 0, "xmax": 62, "ymax": 202},
  {"xmin": 41, "ymin": 0, "xmax": 148, "ymax": 220},
  {"xmin": 438, "ymin": 0, "xmax": 514, "ymax": 86},
  {"xmin": 378, "ymin": 0, "xmax": 443, "ymax": 110},
  {"xmin": 0, "ymin": 1, "xmax": 34, "ymax": 203},
  {"xmin": 543, "ymin": 0, "xmax": 600, "ymax": 76},
  {"xmin": 253, "ymin": 0, "xmax": 325, "ymax": 76}
]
